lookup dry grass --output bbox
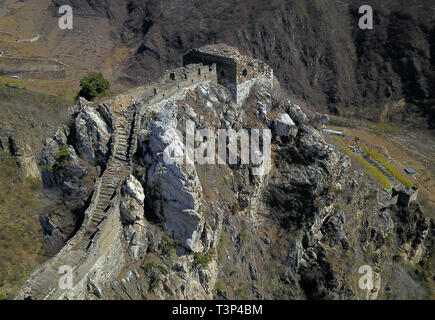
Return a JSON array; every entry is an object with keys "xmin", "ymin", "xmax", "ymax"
[{"xmin": 0, "ymin": 151, "xmax": 49, "ymax": 299}]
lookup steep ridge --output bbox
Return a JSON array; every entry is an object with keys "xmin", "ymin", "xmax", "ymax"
[
  {"xmin": 17, "ymin": 61, "xmax": 218, "ymax": 299},
  {"xmin": 15, "ymin": 49, "xmax": 433, "ymax": 300},
  {"xmin": 18, "ymin": 96, "xmax": 138, "ymax": 300}
]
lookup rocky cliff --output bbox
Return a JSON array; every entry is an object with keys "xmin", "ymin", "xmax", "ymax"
[{"xmin": 17, "ymin": 54, "xmax": 434, "ymax": 299}]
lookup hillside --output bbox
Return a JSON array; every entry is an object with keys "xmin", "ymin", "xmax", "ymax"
[
  {"xmin": 0, "ymin": 85, "xmax": 72, "ymax": 299},
  {"xmin": 0, "ymin": 0, "xmax": 433, "ymax": 127},
  {"xmin": 0, "ymin": 1, "xmax": 433, "ymax": 301},
  {"xmin": 13, "ymin": 46, "xmax": 435, "ymax": 300}
]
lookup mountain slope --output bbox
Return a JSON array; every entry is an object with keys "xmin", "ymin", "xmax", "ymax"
[{"xmin": 71, "ymin": 0, "xmax": 434, "ymax": 127}]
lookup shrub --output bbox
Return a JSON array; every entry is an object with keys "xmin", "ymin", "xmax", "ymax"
[
  {"xmin": 215, "ymin": 280, "xmax": 226, "ymax": 291},
  {"xmin": 77, "ymin": 72, "xmax": 110, "ymax": 101},
  {"xmin": 313, "ymin": 197, "xmax": 323, "ymax": 208},
  {"xmin": 235, "ymin": 284, "xmax": 249, "ymax": 300},
  {"xmin": 160, "ymin": 234, "xmax": 178, "ymax": 256},
  {"xmin": 238, "ymin": 231, "xmax": 250, "ymax": 243},
  {"xmin": 393, "ymin": 254, "xmax": 403, "ymax": 263},
  {"xmin": 54, "ymin": 145, "xmax": 70, "ymax": 168},
  {"xmin": 193, "ymin": 247, "xmax": 216, "ymax": 270},
  {"xmin": 363, "ymin": 146, "xmax": 413, "ymax": 188}
]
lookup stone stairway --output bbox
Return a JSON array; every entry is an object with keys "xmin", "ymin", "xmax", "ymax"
[{"xmin": 20, "ymin": 96, "xmax": 138, "ymax": 300}]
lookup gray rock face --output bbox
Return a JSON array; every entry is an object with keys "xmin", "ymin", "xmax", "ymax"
[
  {"xmin": 311, "ymin": 112, "xmax": 330, "ymax": 130},
  {"xmin": 273, "ymin": 113, "xmax": 297, "ymax": 138},
  {"xmin": 40, "ymin": 122, "xmax": 97, "ymax": 253},
  {"xmin": 17, "ymin": 61, "xmax": 433, "ymax": 301},
  {"xmin": 74, "ymin": 98, "xmax": 112, "ymax": 166},
  {"xmin": 140, "ymin": 102, "xmax": 204, "ymax": 252},
  {"xmin": 7, "ymin": 136, "xmax": 40, "ymax": 179},
  {"xmin": 288, "ymin": 103, "xmax": 308, "ymax": 126},
  {"xmin": 120, "ymin": 175, "xmax": 146, "ymax": 260},
  {"xmin": 120, "ymin": 174, "xmax": 145, "ymax": 224},
  {"xmin": 297, "ymin": 125, "xmax": 333, "ymax": 162}
]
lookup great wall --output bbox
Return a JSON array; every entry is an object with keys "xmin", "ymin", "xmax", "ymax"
[
  {"xmin": 18, "ymin": 95, "xmax": 137, "ymax": 299},
  {"xmin": 17, "ymin": 45, "xmax": 273, "ymax": 299}
]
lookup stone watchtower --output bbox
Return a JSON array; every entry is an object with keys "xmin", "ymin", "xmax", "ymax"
[{"xmin": 183, "ymin": 44, "xmax": 273, "ymax": 105}]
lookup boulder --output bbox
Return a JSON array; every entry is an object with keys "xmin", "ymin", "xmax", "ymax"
[
  {"xmin": 288, "ymin": 104, "xmax": 307, "ymax": 126},
  {"xmin": 311, "ymin": 112, "xmax": 330, "ymax": 129},
  {"xmin": 8, "ymin": 137, "xmax": 41, "ymax": 179},
  {"xmin": 273, "ymin": 113, "xmax": 298, "ymax": 139},
  {"xmin": 120, "ymin": 175, "xmax": 145, "ymax": 224},
  {"xmin": 297, "ymin": 125, "xmax": 333, "ymax": 162},
  {"xmin": 75, "ymin": 99, "xmax": 112, "ymax": 166}
]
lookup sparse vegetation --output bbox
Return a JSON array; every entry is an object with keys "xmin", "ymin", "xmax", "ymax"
[
  {"xmin": 334, "ymin": 136, "xmax": 391, "ymax": 190},
  {"xmin": 333, "ymin": 135, "xmax": 351, "ymax": 155},
  {"xmin": 313, "ymin": 197, "xmax": 323, "ymax": 208},
  {"xmin": 160, "ymin": 234, "xmax": 178, "ymax": 256},
  {"xmin": 193, "ymin": 247, "xmax": 216, "ymax": 270},
  {"xmin": 238, "ymin": 231, "xmax": 250, "ymax": 243},
  {"xmin": 54, "ymin": 145, "xmax": 70, "ymax": 167},
  {"xmin": 0, "ymin": 152, "xmax": 47, "ymax": 299},
  {"xmin": 0, "ymin": 78, "xmax": 28, "ymax": 90},
  {"xmin": 215, "ymin": 280, "xmax": 226, "ymax": 291},
  {"xmin": 329, "ymin": 116, "xmax": 356, "ymax": 128},
  {"xmin": 217, "ymin": 230, "xmax": 230, "ymax": 261},
  {"xmin": 235, "ymin": 282, "xmax": 249, "ymax": 299},
  {"xmin": 371, "ymin": 122, "xmax": 399, "ymax": 136},
  {"xmin": 142, "ymin": 261, "xmax": 168, "ymax": 291}
]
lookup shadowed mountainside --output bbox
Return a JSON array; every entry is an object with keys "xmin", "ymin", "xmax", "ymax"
[{"xmin": 52, "ymin": 0, "xmax": 435, "ymax": 128}]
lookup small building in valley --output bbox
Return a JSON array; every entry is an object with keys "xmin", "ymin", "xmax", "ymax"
[{"xmin": 404, "ymin": 167, "xmax": 417, "ymax": 175}]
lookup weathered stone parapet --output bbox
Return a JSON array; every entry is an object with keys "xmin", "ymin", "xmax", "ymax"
[{"xmin": 129, "ymin": 63, "xmax": 217, "ymax": 105}]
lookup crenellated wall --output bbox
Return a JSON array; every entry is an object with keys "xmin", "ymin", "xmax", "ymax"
[
  {"xmin": 182, "ymin": 45, "xmax": 273, "ymax": 105},
  {"xmin": 129, "ymin": 63, "xmax": 217, "ymax": 105},
  {"xmin": 16, "ymin": 46, "xmax": 271, "ymax": 300}
]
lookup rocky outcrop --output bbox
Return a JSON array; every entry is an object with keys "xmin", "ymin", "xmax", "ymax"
[
  {"xmin": 39, "ymin": 124, "xmax": 97, "ymax": 253},
  {"xmin": 74, "ymin": 98, "xmax": 112, "ymax": 167},
  {"xmin": 7, "ymin": 137, "xmax": 40, "ymax": 179},
  {"xmin": 121, "ymin": 175, "xmax": 146, "ymax": 260},
  {"xmin": 296, "ymin": 125, "xmax": 334, "ymax": 163},
  {"xmin": 17, "ymin": 51, "xmax": 434, "ymax": 300},
  {"xmin": 139, "ymin": 101, "xmax": 204, "ymax": 252},
  {"xmin": 272, "ymin": 113, "xmax": 297, "ymax": 139}
]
